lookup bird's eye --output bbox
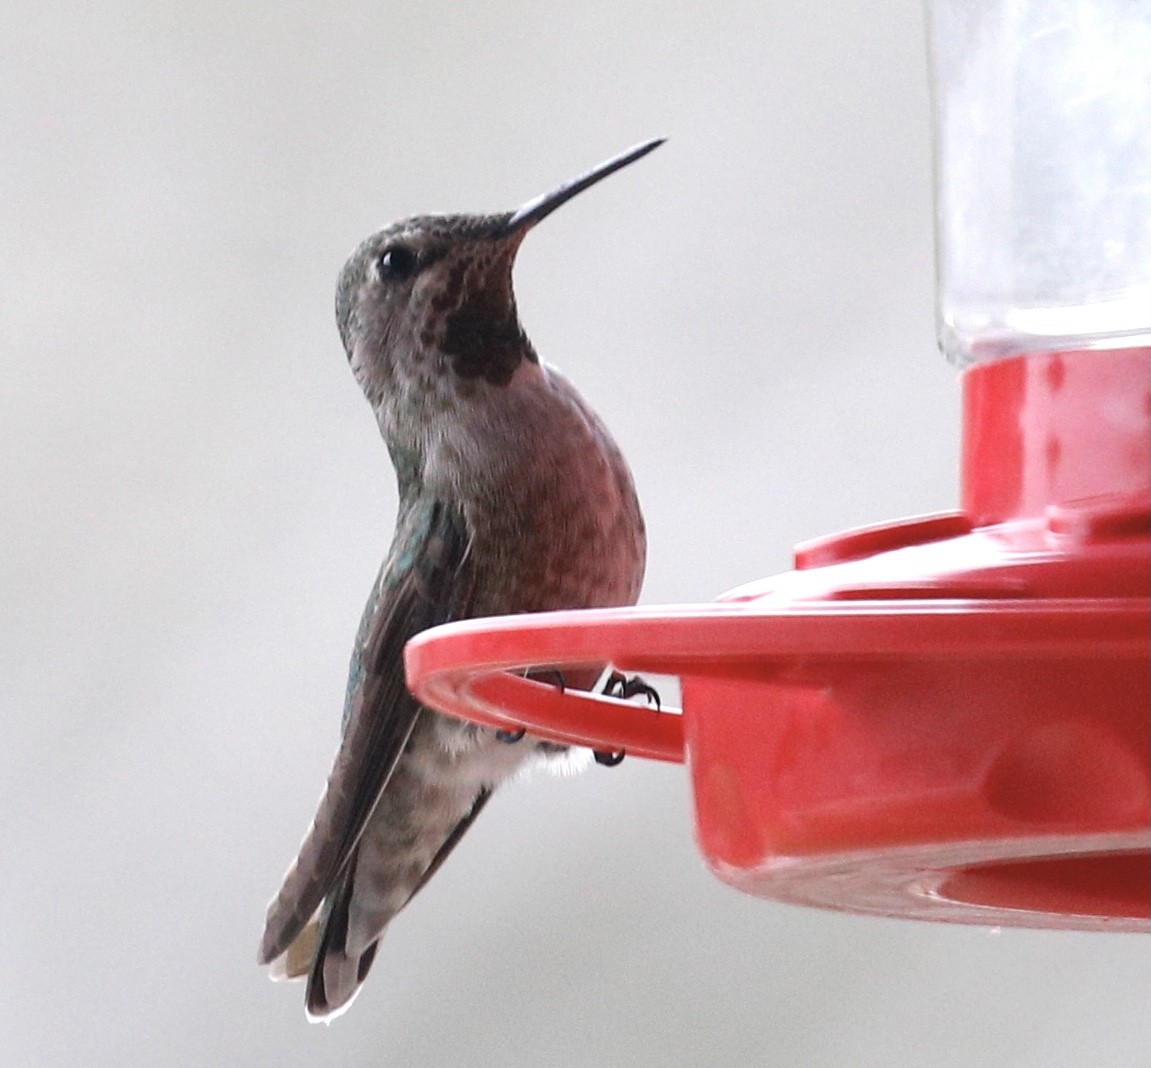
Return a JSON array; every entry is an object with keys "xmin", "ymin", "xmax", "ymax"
[{"xmin": 376, "ymin": 246, "xmax": 418, "ymax": 281}]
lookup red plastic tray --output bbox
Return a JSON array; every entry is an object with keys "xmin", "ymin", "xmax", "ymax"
[{"xmin": 406, "ymin": 348, "xmax": 1150, "ymax": 930}]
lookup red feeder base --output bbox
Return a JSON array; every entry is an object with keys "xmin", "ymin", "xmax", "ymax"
[{"xmin": 405, "ymin": 348, "xmax": 1150, "ymax": 931}]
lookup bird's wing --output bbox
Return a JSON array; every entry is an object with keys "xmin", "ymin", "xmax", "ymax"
[{"xmin": 259, "ymin": 497, "xmax": 473, "ymax": 965}]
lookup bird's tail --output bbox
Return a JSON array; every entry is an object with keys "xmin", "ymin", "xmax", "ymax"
[
  {"xmin": 262, "ymin": 859, "xmax": 384, "ymax": 1021},
  {"xmin": 304, "ymin": 861, "xmax": 382, "ymax": 1022}
]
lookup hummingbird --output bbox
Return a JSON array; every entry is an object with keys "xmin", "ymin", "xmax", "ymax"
[{"xmin": 259, "ymin": 139, "xmax": 663, "ymax": 1020}]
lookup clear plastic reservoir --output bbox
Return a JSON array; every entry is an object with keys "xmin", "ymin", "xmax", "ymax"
[{"xmin": 927, "ymin": 0, "xmax": 1151, "ymax": 364}]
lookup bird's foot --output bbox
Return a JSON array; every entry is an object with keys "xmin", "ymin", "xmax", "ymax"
[
  {"xmin": 602, "ymin": 670, "xmax": 661, "ymax": 712},
  {"xmin": 593, "ymin": 749, "xmax": 626, "ymax": 767},
  {"xmin": 526, "ymin": 667, "xmax": 566, "ymax": 692},
  {"xmin": 592, "ymin": 673, "xmax": 662, "ymax": 768},
  {"xmin": 497, "ymin": 670, "xmax": 567, "ymax": 743}
]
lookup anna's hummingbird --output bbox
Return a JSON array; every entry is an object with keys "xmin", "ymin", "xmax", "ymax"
[{"xmin": 259, "ymin": 139, "xmax": 662, "ymax": 1020}]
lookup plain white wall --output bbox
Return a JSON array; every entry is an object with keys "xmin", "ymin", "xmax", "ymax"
[{"xmin": 3, "ymin": 1, "xmax": 1146, "ymax": 1065}]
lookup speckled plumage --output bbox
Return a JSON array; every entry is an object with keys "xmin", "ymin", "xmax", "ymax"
[{"xmin": 259, "ymin": 140, "xmax": 661, "ymax": 1020}]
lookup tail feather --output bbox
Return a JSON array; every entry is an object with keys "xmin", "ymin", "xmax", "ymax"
[
  {"xmin": 268, "ymin": 917, "xmax": 320, "ymax": 982},
  {"xmin": 304, "ymin": 855, "xmax": 384, "ymax": 1021}
]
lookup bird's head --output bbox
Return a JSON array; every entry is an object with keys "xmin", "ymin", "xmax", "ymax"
[{"xmin": 333, "ymin": 139, "xmax": 663, "ymax": 447}]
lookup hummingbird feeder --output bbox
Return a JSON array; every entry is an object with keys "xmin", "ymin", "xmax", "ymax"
[{"xmin": 406, "ymin": 0, "xmax": 1150, "ymax": 932}]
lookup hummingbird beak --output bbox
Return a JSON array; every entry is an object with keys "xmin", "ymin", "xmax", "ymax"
[{"xmin": 500, "ymin": 137, "xmax": 665, "ymax": 237}]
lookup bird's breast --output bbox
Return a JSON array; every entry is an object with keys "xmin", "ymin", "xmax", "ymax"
[{"xmin": 437, "ymin": 374, "xmax": 645, "ymax": 618}]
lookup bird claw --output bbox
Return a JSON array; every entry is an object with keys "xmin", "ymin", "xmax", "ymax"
[
  {"xmin": 602, "ymin": 670, "xmax": 661, "ymax": 712},
  {"xmin": 592, "ymin": 672, "xmax": 659, "ymax": 767},
  {"xmin": 527, "ymin": 667, "xmax": 566, "ymax": 692},
  {"xmin": 496, "ymin": 671, "xmax": 565, "ymax": 744},
  {"xmin": 593, "ymin": 749, "xmax": 626, "ymax": 767}
]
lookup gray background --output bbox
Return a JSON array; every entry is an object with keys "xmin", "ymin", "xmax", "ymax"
[{"xmin": 3, "ymin": 1, "xmax": 1146, "ymax": 1065}]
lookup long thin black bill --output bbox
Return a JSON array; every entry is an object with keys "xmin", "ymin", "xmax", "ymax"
[{"xmin": 502, "ymin": 137, "xmax": 665, "ymax": 235}]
